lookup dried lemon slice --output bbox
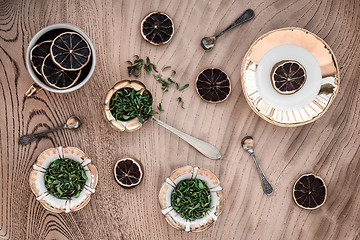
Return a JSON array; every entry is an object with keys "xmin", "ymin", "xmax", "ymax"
[
  {"xmin": 271, "ymin": 60, "xmax": 306, "ymax": 94},
  {"xmin": 141, "ymin": 12, "xmax": 174, "ymax": 45},
  {"xmin": 30, "ymin": 40, "xmax": 52, "ymax": 75},
  {"xmin": 293, "ymin": 173, "xmax": 327, "ymax": 209},
  {"xmin": 196, "ymin": 68, "xmax": 231, "ymax": 103},
  {"xmin": 41, "ymin": 54, "xmax": 81, "ymax": 89},
  {"xmin": 114, "ymin": 157, "xmax": 144, "ymax": 188},
  {"xmin": 50, "ymin": 32, "xmax": 91, "ymax": 71}
]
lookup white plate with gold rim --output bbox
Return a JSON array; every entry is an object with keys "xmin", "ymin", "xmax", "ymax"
[
  {"xmin": 29, "ymin": 146, "xmax": 98, "ymax": 213},
  {"xmin": 158, "ymin": 166, "xmax": 225, "ymax": 232},
  {"xmin": 241, "ymin": 27, "xmax": 339, "ymax": 127}
]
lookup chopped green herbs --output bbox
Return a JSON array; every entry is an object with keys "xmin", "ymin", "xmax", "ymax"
[
  {"xmin": 127, "ymin": 56, "xmax": 157, "ymax": 77},
  {"xmin": 126, "ymin": 55, "xmax": 189, "ymax": 112},
  {"xmin": 177, "ymin": 97, "xmax": 185, "ymax": 109},
  {"xmin": 162, "ymin": 65, "xmax": 171, "ymax": 71},
  {"xmin": 158, "ymin": 103, "xmax": 163, "ymax": 111},
  {"xmin": 144, "ymin": 57, "xmax": 158, "ymax": 75},
  {"xmin": 179, "ymin": 84, "xmax": 189, "ymax": 91},
  {"xmin": 127, "ymin": 55, "xmax": 143, "ymax": 77},
  {"xmin": 171, "ymin": 179, "xmax": 213, "ymax": 220},
  {"xmin": 44, "ymin": 158, "xmax": 87, "ymax": 199},
  {"xmin": 109, "ymin": 88, "xmax": 154, "ymax": 123}
]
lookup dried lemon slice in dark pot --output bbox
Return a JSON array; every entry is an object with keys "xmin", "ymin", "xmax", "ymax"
[
  {"xmin": 41, "ymin": 54, "xmax": 81, "ymax": 89},
  {"xmin": 51, "ymin": 31, "xmax": 91, "ymax": 71},
  {"xmin": 141, "ymin": 12, "xmax": 174, "ymax": 45},
  {"xmin": 293, "ymin": 173, "xmax": 327, "ymax": 209},
  {"xmin": 271, "ymin": 60, "xmax": 306, "ymax": 95},
  {"xmin": 196, "ymin": 68, "xmax": 231, "ymax": 103},
  {"xmin": 114, "ymin": 157, "xmax": 144, "ymax": 188},
  {"xmin": 30, "ymin": 40, "xmax": 52, "ymax": 75}
]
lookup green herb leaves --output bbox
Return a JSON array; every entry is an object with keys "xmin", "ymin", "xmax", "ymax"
[
  {"xmin": 127, "ymin": 55, "xmax": 143, "ymax": 77},
  {"xmin": 127, "ymin": 55, "xmax": 158, "ymax": 77},
  {"xmin": 171, "ymin": 179, "xmax": 213, "ymax": 220},
  {"xmin": 44, "ymin": 159, "xmax": 87, "ymax": 199},
  {"xmin": 109, "ymin": 88, "xmax": 154, "ymax": 123}
]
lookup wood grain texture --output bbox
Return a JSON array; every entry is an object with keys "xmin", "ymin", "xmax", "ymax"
[{"xmin": 0, "ymin": 0, "xmax": 359, "ymax": 239}]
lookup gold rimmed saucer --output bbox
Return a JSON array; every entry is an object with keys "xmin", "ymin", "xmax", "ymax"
[
  {"xmin": 29, "ymin": 146, "xmax": 98, "ymax": 213},
  {"xmin": 241, "ymin": 27, "xmax": 339, "ymax": 127},
  {"xmin": 158, "ymin": 166, "xmax": 225, "ymax": 232}
]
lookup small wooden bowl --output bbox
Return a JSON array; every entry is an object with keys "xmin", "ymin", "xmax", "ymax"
[
  {"xmin": 158, "ymin": 166, "xmax": 225, "ymax": 232},
  {"xmin": 29, "ymin": 146, "xmax": 98, "ymax": 213},
  {"xmin": 103, "ymin": 80, "xmax": 152, "ymax": 132}
]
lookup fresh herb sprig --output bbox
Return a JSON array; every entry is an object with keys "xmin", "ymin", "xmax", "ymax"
[
  {"xmin": 127, "ymin": 56, "xmax": 158, "ymax": 77},
  {"xmin": 110, "ymin": 88, "xmax": 154, "ymax": 123},
  {"xmin": 144, "ymin": 57, "xmax": 158, "ymax": 75},
  {"xmin": 171, "ymin": 179, "xmax": 213, "ymax": 220},
  {"xmin": 127, "ymin": 55, "xmax": 144, "ymax": 77},
  {"xmin": 44, "ymin": 159, "xmax": 87, "ymax": 199}
]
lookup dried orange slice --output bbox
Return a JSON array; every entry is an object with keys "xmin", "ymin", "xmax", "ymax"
[
  {"xmin": 293, "ymin": 173, "xmax": 327, "ymax": 209},
  {"xmin": 114, "ymin": 157, "xmax": 143, "ymax": 188},
  {"xmin": 196, "ymin": 68, "xmax": 231, "ymax": 103},
  {"xmin": 50, "ymin": 32, "xmax": 91, "ymax": 71},
  {"xmin": 271, "ymin": 60, "xmax": 306, "ymax": 94},
  {"xmin": 30, "ymin": 40, "xmax": 52, "ymax": 75},
  {"xmin": 141, "ymin": 12, "xmax": 174, "ymax": 45},
  {"xmin": 41, "ymin": 54, "xmax": 81, "ymax": 89}
]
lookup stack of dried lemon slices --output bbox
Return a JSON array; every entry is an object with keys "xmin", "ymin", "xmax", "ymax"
[{"xmin": 30, "ymin": 31, "xmax": 92, "ymax": 89}]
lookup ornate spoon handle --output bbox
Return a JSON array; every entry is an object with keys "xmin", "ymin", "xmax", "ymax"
[
  {"xmin": 151, "ymin": 117, "xmax": 221, "ymax": 160},
  {"xmin": 250, "ymin": 152, "xmax": 273, "ymax": 195},
  {"xmin": 19, "ymin": 125, "xmax": 65, "ymax": 145},
  {"xmin": 215, "ymin": 9, "xmax": 255, "ymax": 39}
]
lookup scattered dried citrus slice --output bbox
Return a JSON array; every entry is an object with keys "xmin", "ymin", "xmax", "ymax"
[
  {"xmin": 50, "ymin": 32, "xmax": 91, "ymax": 71},
  {"xmin": 30, "ymin": 40, "xmax": 52, "ymax": 75},
  {"xmin": 141, "ymin": 12, "xmax": 174, "ymax": 45},
  {"xmin": 271, "ymin": 60, "xmax": 306, "ymax": 94},
  {"xmin": 196, "ymin": 68, "xmax": 231, "ymax": 103},
  {"xmin": 114, "ymin": 157, "xmax": 143, "ymax": 188},
  {"xmin": 41, "ymin": 54, "xmax": 81, "ymax": 89},
  {"xmin": 293, "ymin": 173, "xmax": 327, "ymax": 209}
]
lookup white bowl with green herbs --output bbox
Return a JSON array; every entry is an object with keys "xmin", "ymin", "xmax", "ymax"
[
  {"xmin": 159, "ymin": 166, "xmax": 225, "ymax": 232},
  {"xmin": 29, "ymin": 146, "xmax": 98, "ymax": 213}
]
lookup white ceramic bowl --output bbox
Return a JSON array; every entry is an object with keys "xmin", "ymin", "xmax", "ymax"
[
  {"xmin": 159, "ymin": 166, "xmax": 225, "ymax": 232},
  {"xmin": 29, "ymin": 146, "xmax": 98, "ymax": 213},
  {"xmin": 25, "ymin": 24, "xmax": 96, "ymax": 94}
]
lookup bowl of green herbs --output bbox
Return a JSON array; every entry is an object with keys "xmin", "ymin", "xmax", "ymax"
[
  {"xmin": 104, "ymin": 80, "xmax": 155, "ymax": 132},
  {"xmin": 159, "ymin": 166, "xmax": 225, "ymax": 232},
  {"xmin": 29, "ymin": 146, "xmax": 98, "ymax": 213}
]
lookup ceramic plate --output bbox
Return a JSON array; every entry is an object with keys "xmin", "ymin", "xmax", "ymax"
[
  {"xmin": 241, "ymin": 27, "xmax": 339, "ymax": 127},
  {"xmin": 159, "ymin": 166, "xmax": 225, "ymax": 232}
]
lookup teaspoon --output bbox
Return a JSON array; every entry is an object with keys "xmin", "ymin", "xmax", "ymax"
[
  {"xmin": 151, "ymin": 117, "xmax": 221, "ymax": 160},
  {"xmin": 19, "ymin": 116, "xmax": 82, "ymax": 145},
  {"xmin": 201, "ymin": 9, "xmax": 255, "ymax": 50},
  {"xmin": 241, "ymin": 136, "xmax": 273, "ymax": 195}
]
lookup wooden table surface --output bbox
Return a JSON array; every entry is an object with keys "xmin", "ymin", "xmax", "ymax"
[{"xmin": 1, "ymin": 0, "xmax": 359, "ymax": 239}]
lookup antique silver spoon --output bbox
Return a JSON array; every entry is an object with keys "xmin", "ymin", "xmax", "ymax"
[
  {"xmin": 241, "ymin": 136, "xmax": 273, "ymax": 195},
  {"xmin": 201, "ymin": 9, "xmax": 255, "ymax": 50},
  {"xmin": 151, "ymin": 117, "xmax": 221, "ymax": 160},
  {"xmin": 19, "ymin": 116, "xmax": 82, "ymax": 145}
]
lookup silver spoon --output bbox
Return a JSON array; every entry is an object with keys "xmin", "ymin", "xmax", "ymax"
[
  {"xmin": 151, "ymin": 117, "xmax": 221, "ymax": 160},
  {"xmin": 19, "ymin": 116, "xmax": 82, "ymax": 145},
  {"xmin": 241, "ymin": 136, "xmax": 273, "ymax": 195},
  {"xmin": 201, "ymin": 9, "xmax": 255, "ymax": 50}
]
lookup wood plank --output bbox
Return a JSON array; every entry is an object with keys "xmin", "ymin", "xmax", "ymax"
[{"xmin": 0, "ymin": 0, "xmax": 359, "ymax": 239}]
